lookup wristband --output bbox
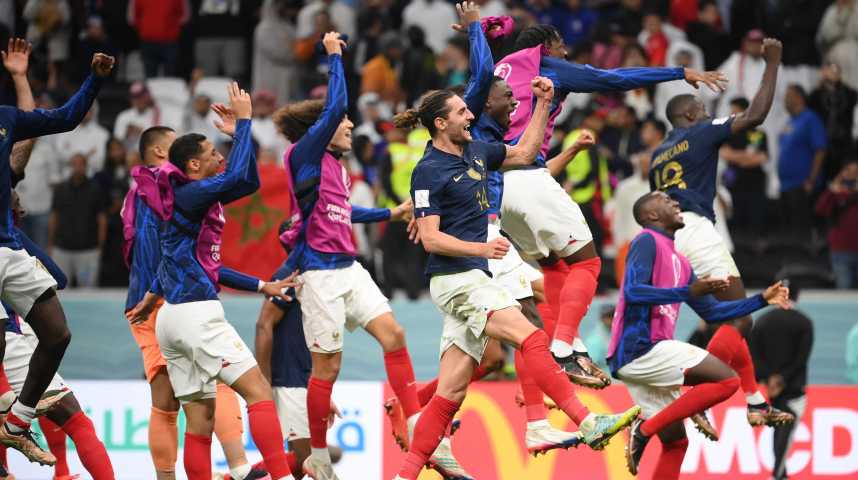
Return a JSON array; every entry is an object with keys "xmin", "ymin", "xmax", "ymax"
[{"xmin": 257, "ymin": 280, "xmax": 265, "ymax": 292}]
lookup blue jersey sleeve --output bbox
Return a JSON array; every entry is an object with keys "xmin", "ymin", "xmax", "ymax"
[
  {"xmin": 174, "ymin": 119, "xmax": 259, "ymax": 213},
  {"xmin": 482, "ymin": 141, "xmax": 508, "ymax": 171},
  {"xmin": 352, "ymin": 205, "xmax": 390, "ymax": 223},
  {"xmin": 149, "ymin": 276, "xmax": 164, "ymax": 297},
  {"xmin": 623, "ymin": 233, "xmax": 691, "ymax": 305},
  {"xmin": 687, "ymin": 282, "xmax": 767, "ymax": 323},
  {"xmin": 540, "ymin": 58, "xmax": 684, "ymax": 94},
  {"xmin": 16, "ymin": 227, "xmax": 67, "ymax": 289},
  {"xmin": 290, "ymin": 54, "xmax": 347, "ymax": 177},
  {"xmin": 462, "ymin": 21, "xmax": 495, "ymax": 119},
  {"xmin": 411, "ymin": 163, "xmax": 444, "ymax": 218},
  {"xmin": 219, "ymin": 267, "xmax": 261, "ymax": 292},
  {"xmin": 11, "ymin": 74, "xmax": 103, "ymax": 141}
]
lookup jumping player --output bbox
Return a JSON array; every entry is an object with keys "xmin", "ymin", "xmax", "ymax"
[
  {"xmin": 612, "ymin": 191, "xmax": 790, "ymax": 477},
  {"xmin": 488, "ymin": 22, "xmax": 726, "ymax": 387},
  {"xmin": 0, "ymin": 37, "xmax": 114, "ymax": 463},
  {"xmin": 122, "ymin": 125, "xmax": 270, "ymax": 480},
  {"xmin": 273, "ymin": 32, "xmax": 423, "ymax": 480},
  {"xmin": 651, "ymin": 37, "xmax": 793, "ymax": 432},
  {"xmin": 125, "ymin": 83, "xmax": 298, "ymax": 480},
  {"xmin": 392, "ymin": 77, "xmax": 639, "ymax": 480}
]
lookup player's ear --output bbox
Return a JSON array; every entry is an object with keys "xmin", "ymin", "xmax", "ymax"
[{"xmin": 434, "ymin": 117, "xmax": 446, "ymax": 132}]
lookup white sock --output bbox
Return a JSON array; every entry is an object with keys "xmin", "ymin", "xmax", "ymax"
[
  {"xmin": 527, "ymin": 419, "xmax": 550, "ymax": 430},
  {"xmin": 746, "ymin": 391, "xmax": 767, "ymax": 406},
  {"xmin": 230, "ymin": 463, "xmax": 252, "ymax": 480},
  {"xmin": 407, "ymin": 413, "xmax": 420, "ymax": 441},
  {"xmin": 572, "ymin": 338, "xmax": 588, "ymax": 353},
  {"xmin": 311, "ymin": 447, "xmax": 331, "ymax": 464},
  {"xmin": 7, "ymin": 402, "xmax": 35, "ymax": 433},
  {"xmin": 550, "ymin": 339, "xmax": 574, "ymax": 357}
]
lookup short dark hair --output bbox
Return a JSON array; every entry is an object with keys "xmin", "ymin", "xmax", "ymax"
[
  {"xmin": 729, "ymin": 97, "xmax": 750, "ymax": 110},
  {"xmin": 514, "ymin": 24, "xmax": 562, "ymax": 52},
  {"xmin": 665, "ymin": 94, "xmax": 696, "ymax": 126},
  {"xmin": 643, "ymin": 117, "xmax": 667, "ymax": 137},
  {"xmin": 139, "ymin": 126, "xmax": 175, "ymax": 158},
  {"xmin": 169, "ymin": 133, "xmax": 207, "ymax": 173},
  {"xmin": 788, "ymin": 83, "xmax": 808, "ymax": 103},
  {"xmin": 632, "ymin": 192, "xmax": 658, "ymax": 226}
]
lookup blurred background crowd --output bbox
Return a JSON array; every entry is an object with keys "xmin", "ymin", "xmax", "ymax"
[{"xmin": 1, "ymin": 0, "xmax": 857, "ymax": 295}]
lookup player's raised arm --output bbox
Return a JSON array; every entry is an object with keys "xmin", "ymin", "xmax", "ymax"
[
  {"xmin": 457, "ymin": 2, "xmax": 494, "ymax": 118},
  {"xmin": 545, "ymin": 129, "xmax": 596, "ymax": 177},
  {"xmin": 730, "ymin": 38, "xmax": 782, "ymax": 133},
  {"xmin": 501, "ymin": 77, "xmax": 554, "ymax": 168},
  {"xmin": 3, "ymin": 38, "xmax": 35, "ymax": 111}
]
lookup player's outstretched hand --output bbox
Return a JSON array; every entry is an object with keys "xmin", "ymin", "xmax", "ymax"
[
  {"xmin": 126, "ymin": 292, "xmax": 160, "ymax": 325},
  {"xmin": 2, "ymin": 38, "xmax": 31, "ymax": 76},
  {"xmin": 452, "ymin": 2, "xmax": 480, "ymax": 32},
  {"xmin": 531, "ymin": 76, "xmax": 554, "ymax": 102},
  {"xmin": 262, "ymin": 271, "xmax": 302, "ymax": 302},
  {"xmin": 684, "ymin": 68, "xmax": 727, "ymax": 93},
  {"xmin": 391, "ymin": 198, "xmax": 414, "ymax": 222},
  {"xmin": 689, "ymin": 275, "xmax": 730, "ymax": 297},
  {"xmin": 482, "ymin": 236, "xmax": 510, "ymax": 259},
  {"xmin": 407, "ymin": 216, "xmax": 421, "ymax": 244},
  {"xmin": 91, "ymin": 53, "xmax": 115, "ymax": 77},
  {"xmin": 763, "ymin": 280, "xmax": 791, "ymax": 309},
  {"xmin": 211, "ymin": 103, "xmax": 236, "ymax": 137},
  {"xmin": 761, "ymin": 38, "xmax": 783, "ymax": 65},
  {"xmin": 228, "ymin": 81, "xmax": 252, "ymax": 120},
  {"xmin": 322, "ymin": 31, "xmax": 346, "ymax": 56}
]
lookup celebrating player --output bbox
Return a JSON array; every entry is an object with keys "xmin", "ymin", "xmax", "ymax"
[
  {"xmin": 392, "ymin": 74, "xmax": 640, "ymax": 479},
  {"xmin": 0, "ymin": 37, "xmax": 114, "ymax": 463},
  {"xmin": 651, "ymin": 37, "xmax": 794, "ymax": 433},
  {"xmin": 611, "ymin": 191, "xmax": 790, "ymax": 477},
  {"xmin": 486, "ymin": 21, "xmax": 726, "ymax": 388},
  {"xmin": 125, "ymin": 83, "xmax": 298, "ymax": 480}
]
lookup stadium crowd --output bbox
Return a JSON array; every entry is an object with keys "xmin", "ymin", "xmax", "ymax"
[{"xmin": 1, "ymin": 0, "xmax": 857, "ymax": 292}]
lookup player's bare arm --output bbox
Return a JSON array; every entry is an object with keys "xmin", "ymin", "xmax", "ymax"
[{"xmin": 731, "ymin": 38, "xmax": 782, "ymax": 133}]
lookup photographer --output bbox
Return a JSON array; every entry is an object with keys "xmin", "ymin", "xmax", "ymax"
[{"xmin": 815, "ymin": 159, "xmax": 858, "ymax": 288}]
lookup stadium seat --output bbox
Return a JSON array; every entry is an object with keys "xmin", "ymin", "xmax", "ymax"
[
  {"xmin": 194, "ymin": 77, "xmax": 233, "ymax": 105},
  {"xmin": 146, "ymin": 77, "xmax": 190, "ymax": 109}
]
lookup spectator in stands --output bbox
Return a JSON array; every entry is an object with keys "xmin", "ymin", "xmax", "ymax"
[
  {"xmin": 250, "ymin": 90, "xmax": 289, "ymax": 163},
  {"xmin": 183, "ymin": 93, "xmax": 226, "ymax": 147},
  {"xmin": 55, "ymin": 102, "xmax": 110, "ymax": 179},
  {"xmin": 685, "ymin": 0, "xmax": 731, "ymax": 71},
  {"xmin": 95, "ymin": 139, "xmax": 131, "ymax": 287},
  {"xmin": 653, "ymin": 47, "xmax": 699, "ymax": 125},
  {"xmin": 553, "ymin": 0, "xmax": 598, "ymax": 47},
  {"xmin": 297, "ymin": 0, "xmax": 355, "ymax": 41},
  {"xmin": 815, "ymin": 160, "xmax": 858, "ymax": 289},
  {"xmin": 705, "ymin": 29, "xmax": 766, "ymax": 118},
  {"xmin": 127, "ymin": 0, "xmax": 188, "ymax": 78},
  {"xmin": 400, "ymin": 25, "xmax": 441, "ymax": 107},
  {"xmin": 437, "ymin": 35, "xmax": 469, "ymax": 88},
  {"xmin": 0, "ymin": 0, "xmax": 14, "ymax": 34},
  {"xmin": 610, "ymin": 118, "xmax": 663, "ymax": 283},
  {"xmin": 600, "ymin": 105, "xmax": 641, "ymax": 176},
  {"xmin": 583, "ymin": 303, "xmax": 615, "ymax": 370},
  {"xmin": 621, "ymin": 44, "xmax": 653, "ymax": 118},
  {"xmin": 23, "ymin": 0, "xmax": 70, "ymax": 89},
  {"xmin": 609, "ymin": 0, "xmax": 644, "ymax": 37},
  {"xmin": 476, "ymin": 0, "xmax": 506, "ymax": 18},
  {"xmin": 721, "ymin": 97, "xmax": 769, "ymax": 235},
  {"xmin": 638, "ymin": 12, "xmax": 683, "ymax": 66},
  {"xmin": 809, "ymin": 62, "xmax": 858, "ymax": 179},
  {"xmin": 817, "ymin": 0, "xmax": 858, "ymax": 90},
  {"xmin": 360, "ymin": 31, "xmax": 404, "ymax": 107},
  {"xmin": 190, "ymin": 0, "xmax": 256, "ymax": 80},
  {"xmin": 354, "ymin": 92, "xmax": 388, "ymax": 145},
  {"xmin": 751, "ymin": 282, "xmax": 813, "ymax": 480},
  {"xmin": 113, "ymin": 82, "xmax": 158, "ymax": 152},
  {"xmin": 847, "ymin": 322, "xmax": 858, "ymax": 382},
  {"xmin": 778, "ymin": 84, "xmax": 827, "ymax": 237},
  {"xmin": 75, "ymin": 16, "xmax": 119, "ymax": 83},
  {"xmin": 94, "ymin": 138, "xmax": 130, "ymax": 207},
  {"xmin": 402, "ymin": 0, "xmax": 457, "ymax": 54},
  {"xmin": 48, "ymin": 153, "xmax": 107, "ymax": 288},
  {"xmin": 253, "ymin": 0, "xmax": 299, "ymax": 104},
  {"xmin": 591, "ymin": 21, "xmax": 630, "ymax": 69}
]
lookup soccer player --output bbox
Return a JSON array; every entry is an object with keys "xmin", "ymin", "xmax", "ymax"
[
  {"xmin": 488, "ymin": 22, "xmax": 726, "ymax": 387},
  {"xmin": 392, "ymin": 77, "xmax": 640, "ymax": 480},
  {"xmin": 125, "ymin": 83, "xmax": 298, "ymax": 480},
  {"xmin": 272, "ymin": 33, "xmax": 423, "ymax": 480},
  {"xmin": 650, "ymin": 37, "xmax": 794, "ymax": 431},
  {"xmin": 0, "ymin": 37, "xmax": 114, "ymax": 463},
  {"xmin": 611, "ymin": 191, "xmax": 790, "ymax": 477},
  {"xmin": 255, "ymin": 203, "xmax": 411, "ymax": 478},
  {"xmin": 122, "ymin": 125, "xmax": 270, "ymax": 480}
]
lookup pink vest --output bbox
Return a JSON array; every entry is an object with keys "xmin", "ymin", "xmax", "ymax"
[
  {"xmin": 607, "ymin": 229, "xmax": 692, "ymax": 357},
  {"xmin": 284, "ymin": 146, "xmax": 356, "ymax": 256},
  {"xmin": 494, "ymin": 46, "xmax": 563, "ymax": 159}
]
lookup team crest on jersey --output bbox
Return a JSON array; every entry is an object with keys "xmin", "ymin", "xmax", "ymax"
[
  {"xmin": 466, "ymin": 168, "xmax": 482, "ymax": 180},
  {"xmin": 474, "ymin": 158, "xmax": 484, "ymax": 169},
  {"xmin": 494, "ymin": 63, "xmax": 512, "ymax": 80},
  {"xmin": 211, "ymin": 244, "xmax": 221, "ymax": 262}
]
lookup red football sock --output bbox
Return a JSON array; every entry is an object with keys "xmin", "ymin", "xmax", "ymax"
[
  {"xmin": 184, "ymin": 432, "xmax": 212, "ymax": 480},
  {"xmin": 536, "ymin": 301, "xmax": 556, "ymax": 337},
  {"xmin": 554, "ymin": 257, "xmax": 601, "ymax": 346},
  {"xmin": 514, "ymin": 350, "xmax": 547, "ymax": 422},
  {"xmin": 60, "ymin": 411, "xmax": 115, "ymax": 479},
  {"xmin": 383, "ymin": 348, "xmax": 422, "ymax": 418},
  {"xmin": 519, "ymin": 330, "xmax": 589, "ymax": 424},
  {"xmin": 541, "ymin": 262, "xmax": 568, "ymax": 316},
  {"xmin": 307, "ymin": 377, "xmax": 334, "ymax": 449},
  {"xmin": 39, "ymin": 417, "xmax": 69, "ymax": 476},
  {"xmin": 707, "ymin": 324, "xmax": 759, "ymax": 395},
  {"xmin": 284, "ymin": 451, "xmax": 299, "ymax": 475},
  {"xmin": 641, "ymin": 376, "xmax": 739, "ymax": 437},
  {"xmin": 398, "ymin": 395, "xmax": 460, "ymax": 479},
  {"xmin": 653, "ymin": 437, "xmax": 689, "ymax": 480},
  {"xmin": 416, "ymin": 365, "xmax": 492, "ymax": 408},
  {"xmin": 0, "ymin": 367, "xmax": 11, "ymax": 397},
  {"xmin": 247, "ymin": 400, "xmax": 292, "ymax": 478}
]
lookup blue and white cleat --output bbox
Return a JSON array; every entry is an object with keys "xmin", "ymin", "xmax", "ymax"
[
  {"xmin": 428, "ymin": 438, "xmax": 474, "ymax": 480},
  {"xmin": 526, "ymin": 421, "xmax": 582, "ymax": 456}
]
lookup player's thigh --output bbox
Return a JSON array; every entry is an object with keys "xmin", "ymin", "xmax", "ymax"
[
  {"xmin": 436, "ymin": 345, "xmax": 478, "ymax": 403},
  {"xmin": 0, "ymin": 248, "xmax": 58, "ymax": 323},
  {"xmin": 273, "ymin": 387, "xmax": 309, "ymax": 443},
  {"xmin": 484, "ymin": 306, "xmax": 538, "ymax": 348},
  {"xmin": 4, "ymin": 329, "xmax": 67, "ymax": 395},
  {"xmin": 684, "ymin": 353, "xmax": 736, "ymax": 386},
  {"xmin": 297, "ymin": 269, "xmax": 348, "ymax": 354},
  {"xmin": 344, "ymin": 263, "xmax": 392, "ymax": 336},
  {"xmin": 623, "ymin": 380, "xmax": 682, "ymax": 420},
  {"xmin": 618, "ymin": 340, "xmax": 708, "ymax": 388}
]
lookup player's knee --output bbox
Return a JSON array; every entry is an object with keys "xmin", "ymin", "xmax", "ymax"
[
  {"xmin": 382, "ymin": 323, "xmax": 407, "ymax": 351},
  {"xmin": 313, "ymin": 356, "xmax": 341, "ymax": 382},
  {"xmin": 438, "ymin": 384, "xmax": 467, "ymax": 405}
]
